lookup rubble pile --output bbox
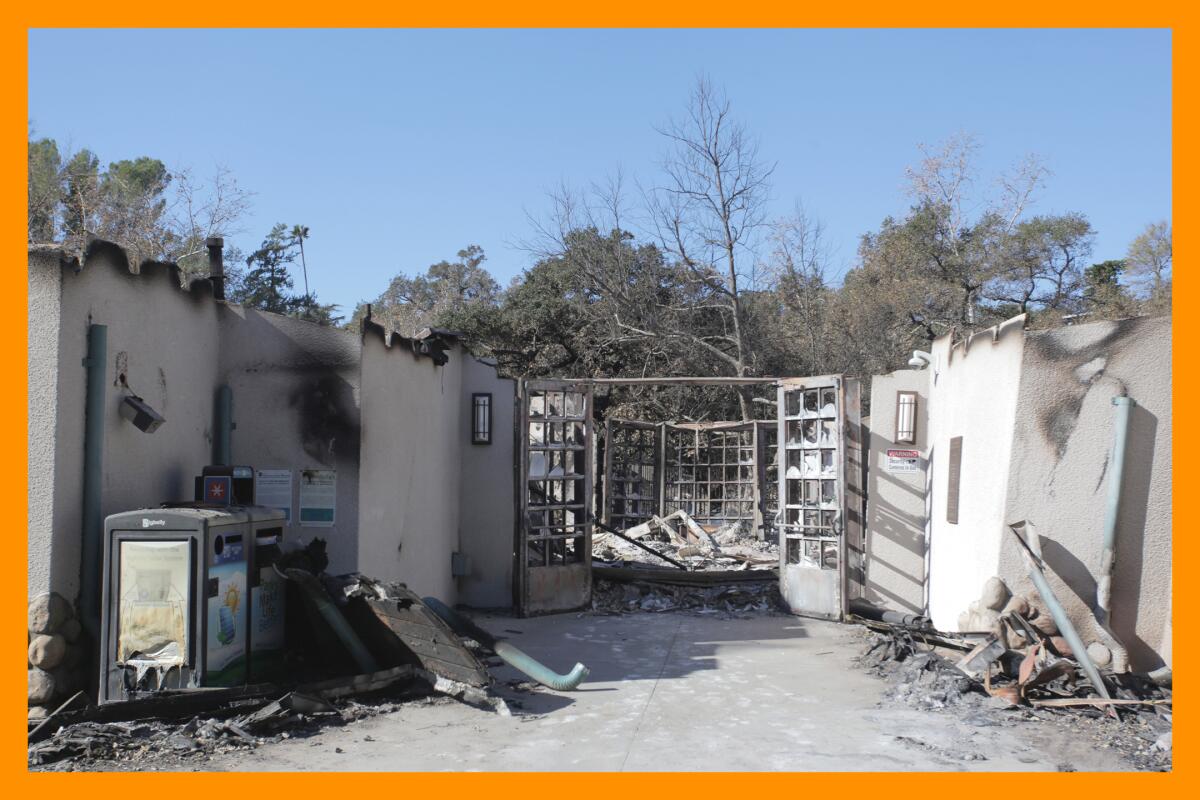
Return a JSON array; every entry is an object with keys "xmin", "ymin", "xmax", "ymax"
[
  {"xmin": 857, "ymin": 625, "xmax": 1173, "ymax": 771},
  {"xmin": 593, "ymin": 510, "xmax": 778, "ymax": 571},
  {"xmin": 860, "ymin": 629, "xmax": 984, "ymax": 710},
  {"xmin": 592, "ymin": 576, "xmax": 784, "ymax": 616},
  {"xmin": 28, "ymin": 685, "xmax": 434, "ymax": 771}
]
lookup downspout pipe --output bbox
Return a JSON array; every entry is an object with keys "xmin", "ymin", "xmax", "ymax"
[
  {"xmin": 1098, "ymin": 396, "xmax": 1134, "ymax": 627},
  {"xmin": 1008, "ymin": 522, "xmax": 1114, "ymax": 710},
  {"xmin": 80, "ymin": 324, "xmax": 107, "ymax": 647},
  {"xmin": 423, "ymin": 597, "xmax": 589, "ymax": 691},
  {"xmin": 213, "ymin": 385, "xmax": 233, "ymax": 466}
]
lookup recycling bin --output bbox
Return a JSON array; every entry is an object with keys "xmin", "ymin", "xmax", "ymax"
[{"xmin": 99, "ymin": 505, "xmax": 284, "ymax": 703}]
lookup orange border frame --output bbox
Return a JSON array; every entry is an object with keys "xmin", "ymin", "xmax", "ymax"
[{"xmin": 5, "ymin": 8, "xmax": 1185, "ymax": 792}]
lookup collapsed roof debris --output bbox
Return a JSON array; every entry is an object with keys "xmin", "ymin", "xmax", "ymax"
[
  {"xmin": 589, "ymin": 511, "xmax": 783, "ymax": 616},
  {"xmin": 592, "ymin": 510, "xmax": 778, "ymax": 572}
]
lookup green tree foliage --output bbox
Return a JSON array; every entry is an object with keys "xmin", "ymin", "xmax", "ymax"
[
  {"xmin": 353, "ymin": 245, "xmax": 501, "ymax": 338},
  {"xmin": 1125, "ymin": 220, "xmax": 1172, "ymax": 312},
  {"xmin": 27, "ymin": 135, "xmax": 253, "ymax": 283},
  {"xmin": 237, "ymin": 224, "xmax": 297, "ymax": 314},
  {"xmin": 28, "ymin": 137, "xmax": 62, "ymax": 242},
  {"xmin": 1082, "ymin": 259, "xmax": 1136, "ymax": 320},
  {"xmin": 233, "ymin": 223, "xmax": 339, "ymax": 324}
]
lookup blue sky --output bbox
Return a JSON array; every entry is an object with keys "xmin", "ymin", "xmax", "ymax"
[{"xmin": 28, "ymin": 29, "xmax": 1171, "ymax": 314}]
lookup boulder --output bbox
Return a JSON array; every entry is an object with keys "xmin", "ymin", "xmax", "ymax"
[
  {"xmin": 1024, "ymin": 594, "xmax": 1060, "ymax": 635},
  {"xmin": 28, "ymin": 593, "xmax": 73, "ymax": 635},
  {"xmin": 1086, "ymin": 642, "xmax": 1112, "ymax": 667},
  {"xmin": 981, "ymin": 577, "xmax": 1011, "ymax": 611},
  {"xmin": 28, "ymin": 634, "xmax": 67, "ymax": 671},
  {"xmin": 59, "ymin": 617, "xmax": 82, "ymax": 644},
  {"xmin": 1001, "ymin": 595, "xmax": 1030, "ymax": 618},
  {"xmin": 971, "ymin": 607, "xmax": 1001, "ymax": 632},
  {"xmin": 51, "ymin": 665, "xmax": 81, "ymax": 697},
  {"xmin": 61, "ymin": 641, "xmax": 84, "ymax": 669},
  {"xmin": 28, "ymin": 668, "xmax": 56, "ymax": 705}
]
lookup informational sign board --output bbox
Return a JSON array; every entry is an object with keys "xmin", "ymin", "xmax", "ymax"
[
  {"xmin": 299, "ymin": 469, "xmax": 336, "ymax": 527},
  {"xmin": 885, "ymin": 448, "xmax": 921, "ymax": 474},
  {"xmin": 255, "ymin": 468, "xmax": 293, "ymax": 523}
]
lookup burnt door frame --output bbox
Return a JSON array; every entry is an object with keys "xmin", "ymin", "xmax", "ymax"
[{"xmin": 516, "ymin": 379, "xmax": 594, "ymax": 616}]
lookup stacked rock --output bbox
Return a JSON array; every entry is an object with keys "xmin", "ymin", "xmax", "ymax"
[{"xmin": 28, "ymin": 592, "xmax": 87, "ymax": 719}]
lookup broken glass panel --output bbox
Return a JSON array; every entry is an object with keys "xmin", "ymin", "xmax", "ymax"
[{"xmin": 117, "ymin": 540, "xmax": 191, "ymax": 669}]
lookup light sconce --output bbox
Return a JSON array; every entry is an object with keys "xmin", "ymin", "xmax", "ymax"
[
  {"xmin": 472, "ymin": 393, "xmax": 492, "ymax": 445},
  {"xmin": 895, "ymin": 391, "xmax": 917, "ymax": 444}
]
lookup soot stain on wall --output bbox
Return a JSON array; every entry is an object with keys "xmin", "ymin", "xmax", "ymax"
[
  {"xmin": 289, "ymin": 371, "xmax": 361, "ymax": 465},
  {"xmin": 1027, "ymin": 317, "xmax": 1147, "ymax": 460}
]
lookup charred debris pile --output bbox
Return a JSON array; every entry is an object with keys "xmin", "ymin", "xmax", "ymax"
[
  {"xmin": 590, "ymin": 511, "xmax": 783, "ymax": 616},
  {"xmin": 854, "ymin": 606, "xmax": 1172, "ymax": 771},
  {"xmin": 29, "ymin": 540, "xmax": 586, "ymax": 769}
]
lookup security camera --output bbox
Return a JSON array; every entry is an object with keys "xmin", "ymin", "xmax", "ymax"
[
  {"xmin": 907, "ymin": 350, "xmax": 933, "ymax": 369},
  {"xmin": 119, "ymin": 395, "xmax": 165, "ymax": 433}
]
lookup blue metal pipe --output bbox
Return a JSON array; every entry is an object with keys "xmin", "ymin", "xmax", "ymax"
[
  {"xmin": 423, "ymin": 597, "xmax": 589, "ymax": 691},
  {"xmin": 1008, "ymin": 522, "xmax": 1113, "ymax": 706},
  {"xmin": 80, "ymin": 324, "xmax": 107, "ymax": 643}
]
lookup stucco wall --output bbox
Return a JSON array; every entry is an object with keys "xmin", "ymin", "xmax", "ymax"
[
  {"xmin": 28, "ymin": 252, "xmax": 67, "ymax": 598},
  {"xmin": 926, "ymin": 315, "xmax": 1027, "ymax": 631},
  {"xmin": 863, "ymin": 369, "xmax": 930, "ymax": 614},
  {"xmin": 29, "ymin": 249, "xmax": 224, "ymax": 603},
  {"xmin": 997, "ymin": 316, "xmax": 1172, "ymax": 670},
  {"xmin": 458, "ymin": 356, "xmax": 517, "ymax": 608},
  {"xmin": 357, "ymin": 328, "xmax": 464, "ymax": 603}
]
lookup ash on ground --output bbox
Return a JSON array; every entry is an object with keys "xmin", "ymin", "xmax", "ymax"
[
  {"xmin": 591, "ymin": 576, "xmax": 786, "ymax": 617},
  {"xmin": 856, "ymin": 627, "xmax": 1172, "ymax": 772},
  {"xmin": 27, "ymin": 685, "xmax": 448, "ymax": 772}
]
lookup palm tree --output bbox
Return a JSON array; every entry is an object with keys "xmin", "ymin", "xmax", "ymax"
[{"xmin": 291, "ymin": 224, "xmax": 311, "ymax": 296}]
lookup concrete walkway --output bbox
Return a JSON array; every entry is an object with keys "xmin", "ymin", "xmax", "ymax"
[{"xmin": 208, "ymin": 611, "xmax": 1127, "ymax": 772}]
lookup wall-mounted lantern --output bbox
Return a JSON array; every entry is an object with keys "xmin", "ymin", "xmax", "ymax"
[
  {"xmin": 472, "ymin": 393, "xmax": 492, "ymax": 445},
  {"xmin": 895, "ymin": 391, "xmax": 917, "ymax": 444}
]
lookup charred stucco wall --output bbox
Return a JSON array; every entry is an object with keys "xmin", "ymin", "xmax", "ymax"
[
  {"xmin": 926, "ymin": 316, "xmax": 1027, "ymax": 631},
  {"xmin": 28, "ymin": 245, "xmax": 222, "ymax": 601},
  {"xmin": 998, "ymin": 316, "xmax": 1172, "ymax": 671},
  {"xmin": 864, "ymin": 369, "xmax": 930, "ymax": 614},
  {"xmin": 27, "ymin": 244, "xmax": 365, "ymax": 601},
  {"xmin": 217, "ymin": 307, "xmax": 362, "ymax": 574},
  {"xmin": 458, "ymin": 357, "xmax": 517, "ymax": 608},
  {"xmin": 357, "ymin": 328, "xmax": 464, "ymax": 603}
]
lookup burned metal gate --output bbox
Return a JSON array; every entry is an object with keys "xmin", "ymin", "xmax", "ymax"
[
  {"xmin": 516, "ymin": 375, "xmax": 861, "ymax": 618},
  {"xmin": 776, "ymin": 376, "xmax": 863, "ymax": 620},
  {"xmin": 603, "ymin": 420, "xmax": 660, "ymax": 531},
  {"xmin": 516, "ymin": 380, "xmax": 593, "ymax": 615}
]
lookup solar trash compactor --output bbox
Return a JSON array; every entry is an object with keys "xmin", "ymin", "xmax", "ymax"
[{"xmin": 98, "ymin": 505, "xmax": 287, "ymax": 703}]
